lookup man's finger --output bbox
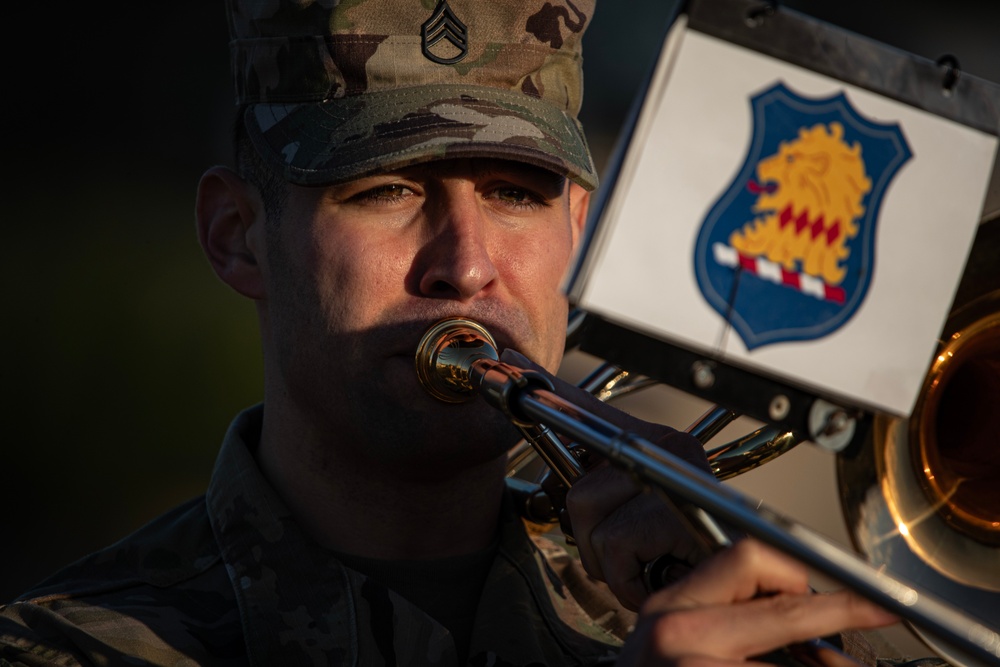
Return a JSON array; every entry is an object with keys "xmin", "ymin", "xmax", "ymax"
[
  {"xmin": 648, "ymin": 539, "xmax": 813, "ymax": 610},
  {"xmin": 643, "ymin": 590, "xmax": 898, "ymax": 662},
  {"xmin": 565, "ymin": 463, "xmax": 643, "ymax": 583}
]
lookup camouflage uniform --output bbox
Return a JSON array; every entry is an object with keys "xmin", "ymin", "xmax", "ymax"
[
  {"xmin": 0, "ymin": 2, "xmax": 635, "ymax": 664},
  {"xmin": 228, "ymin": 0, "xmax": 599, "ymax": 190},
  {"xmin": 0, "ymin": 405, "xmax": 635, "ymax": 666}
]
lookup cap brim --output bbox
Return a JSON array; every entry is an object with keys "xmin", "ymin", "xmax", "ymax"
[{"xmin": 245, "ymin": 84, "xmax": 598, "ymax": 191}]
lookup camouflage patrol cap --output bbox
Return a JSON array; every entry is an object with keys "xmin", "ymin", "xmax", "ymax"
[{"xmin": 227, "ymin": 0, "xmax": 598, "ymax": 190}]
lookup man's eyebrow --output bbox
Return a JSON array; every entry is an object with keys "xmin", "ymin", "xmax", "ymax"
[
  {"xmin": 535, "ymin": 171, "xmax": 568, "ymax": 192},
  {"xmin": 476, "ymin": 163, "xmax": 567, "ymax": 191}
]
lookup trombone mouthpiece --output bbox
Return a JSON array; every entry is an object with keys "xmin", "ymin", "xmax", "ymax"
[{"xmin": 415, "ymin": 318, "xmax": 499, "ymax": 403}]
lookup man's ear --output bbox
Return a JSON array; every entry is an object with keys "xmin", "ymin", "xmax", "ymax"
[
  {"xmin": 195, "ymin": 165, "xmax": 267, "ymax": 300},
  {"xmin": 568, "ymin": 182, "xmax": 591, "ymax": 250}
]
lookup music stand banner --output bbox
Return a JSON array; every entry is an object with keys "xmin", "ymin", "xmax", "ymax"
[{"xmin": 568, "ymin": 0, "xmax": 999, "ymax": 418}]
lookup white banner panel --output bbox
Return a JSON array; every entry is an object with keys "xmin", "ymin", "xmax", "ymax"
[{"xmin": 573, "ymin": 20, "xmax": 997, "ymax": 416}]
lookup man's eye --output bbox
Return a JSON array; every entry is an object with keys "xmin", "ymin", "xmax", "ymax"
[
  {"xmin": 489, "ymin": 186, "xmax": 544, "ymax": 210},
  {"xmin": 354, "ymin": 184, "xmax": 413, "ymax": 204}
]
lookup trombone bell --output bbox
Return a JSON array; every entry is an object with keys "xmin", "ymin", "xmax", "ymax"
[
  {"xmin": 838, "ymin": 216, "xmax": 1000, "ymax": 664},
  {"xmin": 913, "ymin": 301, "xmax": 1000, "ymax": 549}
]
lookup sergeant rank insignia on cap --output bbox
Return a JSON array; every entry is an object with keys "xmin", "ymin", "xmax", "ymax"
[
  {"xmin": 694, "ymin": 82, "xmax": 912, "ymax": 350},
  {"xmin": 422, "ymin": 0, "xmax": 468, "ymax": 64}
]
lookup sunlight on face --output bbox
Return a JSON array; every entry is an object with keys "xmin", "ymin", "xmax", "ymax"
[{"xmin": 256, "ymin": 158, "xmax": 589, "ymax": 465}]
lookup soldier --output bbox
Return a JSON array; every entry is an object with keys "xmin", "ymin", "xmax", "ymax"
[{"xmin": 0, "ymin": 1, "xmax": 895, "ymax": 665}]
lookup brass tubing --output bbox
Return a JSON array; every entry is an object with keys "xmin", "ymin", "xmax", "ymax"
[
  {"xmin": 687, "ymin": 405, "xmax": 741, "ymax": 445},
  {"xmin": 415, "ymin": 317, "xmax": 1000, "ymax": 664},
  {"xmin": 707, "ymin": 426, "xmax": 805, "ymax": 481},
  {"xmin": 509, "ymin": 387, "xmax": 999, "ymax": 665}
]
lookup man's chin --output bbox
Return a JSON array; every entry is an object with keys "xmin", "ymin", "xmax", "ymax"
[
  {"xmin": 368, "ymin": 406, "xmax": 518, "ymax": 480},
  {"xmin": 352, "ymin": 334, "xmax": 541, "ymax": 458}
]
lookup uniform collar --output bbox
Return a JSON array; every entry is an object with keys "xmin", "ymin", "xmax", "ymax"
[
  {"xmin": 207, "ymin": 405, "xmax": 362, "ymax": 665},
  {"xmin": 206, "ymin": 404, "xmax": 619, "ymax": 666}
]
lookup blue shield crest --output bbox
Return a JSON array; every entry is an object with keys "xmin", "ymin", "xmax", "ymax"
[{"xmin": 693, "ymin": 82, "xmax": 912, "ymax": 350}]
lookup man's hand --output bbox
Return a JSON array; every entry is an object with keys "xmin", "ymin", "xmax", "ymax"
[
  {"xmin": 500, "ymin": 348, "xmax": 713, "ymax": 610},
  {"xmin": 498, "ymin": 349, "xmax": 898, "ymax": 664},
  {"xmin": 617, "ymin": 539, "xmax": 898, "ymax": 666}
]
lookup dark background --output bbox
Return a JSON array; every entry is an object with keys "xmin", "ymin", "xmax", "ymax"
[{"xmin": 4, "ymin": 0, "xmax": 998, "ymax": 601}]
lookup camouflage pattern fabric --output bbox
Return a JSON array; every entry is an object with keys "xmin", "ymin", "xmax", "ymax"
[
  {"xmin": 227, "ymin": 0, "xmax": 599, "ymax": 189},
  {"xmin": 0, "ymin": 405, "xmax": 631, "ymax": 666}
]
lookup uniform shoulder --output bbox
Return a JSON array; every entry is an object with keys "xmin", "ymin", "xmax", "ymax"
[
  {"xmin": 0, "ymin": 496, "xmax": 239, "ymax": 666},
  {"xmin": 14, "ymin": 495, "xmax": 219, "ymax": 603}
]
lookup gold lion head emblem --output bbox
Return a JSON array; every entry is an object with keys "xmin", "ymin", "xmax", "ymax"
[{"xmin": 729, "ymin": 122, "xmax": 872, "ymax": 286}]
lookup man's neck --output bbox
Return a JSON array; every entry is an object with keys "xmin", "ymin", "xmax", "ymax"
[{"xmin": 255, "ymin": 400, "xmax": 509, "ymax": 560}]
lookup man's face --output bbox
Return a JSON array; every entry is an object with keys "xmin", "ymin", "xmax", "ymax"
[{"xmin": 257, "ymin": 158, "xmax": 589, "ymax": 471}]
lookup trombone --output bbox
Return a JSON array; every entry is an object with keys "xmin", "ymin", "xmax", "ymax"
[{"xmin": 414, "ymin": 315, "xmax": 1000, "ymax": 666}]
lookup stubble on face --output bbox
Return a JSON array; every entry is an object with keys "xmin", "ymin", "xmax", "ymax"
[{"xmin": 259, "ymin": 159, "xmax": 580, "ymax": 478}]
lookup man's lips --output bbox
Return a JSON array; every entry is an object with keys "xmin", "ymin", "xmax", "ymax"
[
  {"xmin": 423, "ymin": 315, "xmax": 520, "ymax": 349},
  {"xmin": 388, "ymin": 317, "xmax": 521, "ymax": 363}
]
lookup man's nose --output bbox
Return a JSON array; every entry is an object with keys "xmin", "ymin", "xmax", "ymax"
[{"xmin": 415, "ymin": 192, "xmax": 499, "ymax": 301}]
